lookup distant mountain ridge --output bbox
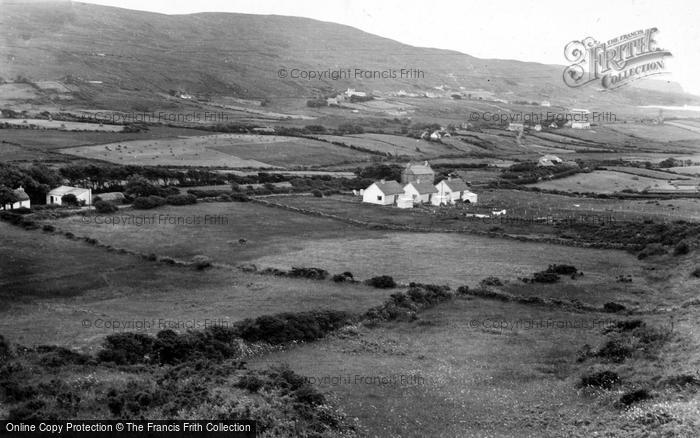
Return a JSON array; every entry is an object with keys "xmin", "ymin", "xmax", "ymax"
[{"xmin": 0, "ymin": 1, "xmax": 694, "ymax": 109}]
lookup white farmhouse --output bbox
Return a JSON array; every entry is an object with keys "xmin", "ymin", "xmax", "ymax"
[
  {"xmin": 433, "ymin": 177, "xmax": 478, "ymax": 205},
  {"xmin": 538, "ymin": 155, "xmax": 563, "ymax": 167},
  {"xmin": 571, "ymin": 121, "xmax": 591, "ymax": 129},
  {"xmin": 47, "ymin": 186, "xmax": 92, "ymax": 206},
  {"xmin": 2, "ymin": 186, "xmax": 30, "ymax": 210},
  {"xmin": 403, "ymin": 180, "xmax": 437, "ymax": 204},
  {"xmin": 362, "ymin": 180, "xmax": 404, "ymax": 205}
]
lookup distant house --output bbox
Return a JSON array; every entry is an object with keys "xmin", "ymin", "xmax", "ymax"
[
  {"xmin": 326, "ymin": 97, "xmax": 340, "ymax": 106},
  {"xmin": 538, "ymin": 155, "xmax": 563, "ymax": 167},
  {"xmin": 549, "ymin": 122, "xmax": 558, "ymax": 129},
  {"xmin": 403, "ymin": 180, "xmax": 438, "ymax": 204},
  {"xmin": 401, "ymin": 161, "xmax": 435, "ymax": 185},
  {"xmin": 541, "ymin": 100, "xmax": 551, "ymax": 107},
  {"xmin": 533, "ymin": 124, "xmax": 542, "ymax": 132},
  {"xmin": 429, "ymin": 131, "xmax": 442, "ymax": 141},
  {"xmin": 434, "ymin": 177, "xmax": 478, "ymax": 205},
  {"xmin": 571, "ymin": 121, "xmax": 591, "ymax": 129},
  {"xmin": 47, "ymin": 186, "xmax": 92, "ymax": 206},
  {"xmin": 2, "ymin": 186, "xmax": 30, "ymax": 210},
  {"xmin": 507, "ymin": 122, "xmax": 524, "ymax": 131},
  {"xmin": 362, "ymin": 180, "xmax": 404, "ymax": 205},
  {"xmin": 345, "ymin": 88, "xmax": 367, "ymax": 98}
]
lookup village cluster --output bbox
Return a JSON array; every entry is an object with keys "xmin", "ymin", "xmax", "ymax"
[{"xmin": 360, "ymin": 161, "xmax": 477, "ymax": 208}]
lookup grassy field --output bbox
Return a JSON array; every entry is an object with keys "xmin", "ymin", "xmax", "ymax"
[
  {"xmin": 528, "ymin": 170, "xmax": 682, "ymax": 194},
  {"xmin": 602, "ymin": 166, "xmax": 694, "ymax": 180},
  {"xmin": 317, "ymin": 133, "xmax": 452, "ymax": 157},
  {"xmin": 60, "ymin": 134, "xmax": 372, "ymax": 168},
  {"xmin": 609, "ymin": 123, "xmax": 700, "ymax": 142},
  {"xmin": 0, "ymin": 221, "xmax": 395, "ymax": 349},
  {"xmin": 0, "ymin": 118, "xmax": 124, "ymax": 131},
  {"xmin": 40, "ymin": 201, "xmax": 642, "ymax": 287}
]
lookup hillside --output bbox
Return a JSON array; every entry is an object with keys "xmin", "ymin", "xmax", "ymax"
[{"xmin": 0, "ymin": 1, "xmax": 696, "ymax": 111}]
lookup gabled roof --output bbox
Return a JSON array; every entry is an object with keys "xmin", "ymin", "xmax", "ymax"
[
  {"xmin": 13, "ymin": 187, "xmax": 29, "ymax": 201},
  {"xmin": 439, "ymin": 178, "xmax": 470, "ymax": 192},
  {"xmin": 405, "ymin": 180, "xmax": 438, "ymax": 194},
  {"xmin": 371, "ymin": 180, "xmax": 404, "ymax": 196},
  {"xmin": 48, "ymin": 185, "xmax": 90, "ymax": 196}
]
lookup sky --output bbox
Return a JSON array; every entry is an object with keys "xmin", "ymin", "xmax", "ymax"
[{"xmin": 77, "ymin": 0, "xmax": 700, "ymax": 95}]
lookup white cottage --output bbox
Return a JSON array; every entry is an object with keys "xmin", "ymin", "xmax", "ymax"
[
  {"xmin": 362, "ymin": 180, "xmax": 404, "ymax": 205},
  {"xmin": 47, "ymin": 185, "xmax": 92, "ymax": 206},
  {"xmin": 434, "ymin": 177, "xmax": 477, "ymax": 205},
  {"xmin": 3, "ymin": 186, "xmax": 30, "ymax": 210},
  {"xmin": 403, "ymin": 180, "xmax": 438, "ymax": 204}
]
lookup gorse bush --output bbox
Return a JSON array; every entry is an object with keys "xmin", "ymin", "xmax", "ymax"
[
  {"xmin": 364, "ymin": 275, "xmax": 396, "ymax": 289},
  {"xmin": 165, "ymin": 194, "xmax": 197, "ymax": 205},
  {"xmin": 94, "ymin": 200, "xmax": 119, "ymax": 213}
]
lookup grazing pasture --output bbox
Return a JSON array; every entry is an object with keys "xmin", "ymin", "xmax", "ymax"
[
  {"xmin": 59, "ymin": 134, "xmax": 371, "ymax": 167},
  {"xmin": 528, "ymin": 170, "xmax": 681, "ymax": 193}
]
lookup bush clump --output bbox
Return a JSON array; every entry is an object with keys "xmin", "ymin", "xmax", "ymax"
[
  {"xmin": 132, "ymin": 196, "xmax": 166, "ymax": 209},
  {"xmin": 94, "ymin": 200, "xmax": 119, "ymax": 213},
  {"xmin": 332, "ymin": 271, "xmax": 355, "ymax": 283},
  {"xmin": 546, "ymin": 264, "xmax": 578, "ymax": 275},
  {"xmin": 578, "ymin": 370, "xmax": 620, "ymax": 389},
  {"xmin": 674, "ymin": 240, "xmax": 690, "ymax": 256},
  {"xmin": 287, "ymin": 267, "xmax": 329, "ymax": 280},
  {"xmin": 479, "ymin": 276, "xmax": 503, "ymax": 287},
  {"xmin": 619, "ymin": 388, "xmax": 652, "ymax": 406},
  {"xmin": 364, "ymin": 275, "xmax": 396, "ymax": 289},
  {"xmin": 235, "ymin": 310, "xmax": 352, "ymax": 344},
  {"xmin": 603, "ymin": 302, "xmax": 626, "ymax": 313}
]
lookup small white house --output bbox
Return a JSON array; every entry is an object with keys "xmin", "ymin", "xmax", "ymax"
[
  {"xmin": 362, "ymin": 180, "xmax": 404, "ymax": 205},
  {"xmin": 47, "ymin": 185, "xmax": 92, "ymax": 206},
  {"xmin": 434, "ymin": 177, "xmax": 478, "ymax": 205},
  {"xmin": 3, "ymin": 187, "xmax": 30, "ymax": 210},
  {"xmin": 403, "ymin": 180, "xmax": 438, "ymax": 204},
  {"xmin": 571, "ymin": 121, "xmax": 591, "ymax": 129},
  {"xmin": 507, "ymin": 123, "xmax": 524, "ymax": 131},
  {"xmin": 538, "ymin": 155, "xmax": 563, "ymax": 167},
  {"xmin": 541, "ymin": 100, "xmax": 551, "ymax": 107}
]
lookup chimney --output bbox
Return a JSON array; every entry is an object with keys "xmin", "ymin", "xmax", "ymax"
[
  {"xmin": 380, "ymin": 179, "xmax": 385, "ymax": 183},
  {"xmin": 424, "ymin": 161, "xmax": 429, "ymax": 166}
]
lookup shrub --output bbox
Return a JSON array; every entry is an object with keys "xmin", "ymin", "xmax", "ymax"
[
  {"xmin": 637, "ymin": 243, "xmax": 667, "ymax": 259},
  {"xmin": 61, "ymin": 193, "xmax": 78, "ymax": 206},
  {"xmin": 97, "ymin": 333, "xmax": 156, "ymax": 364},
  {"xmin": 596, "ymin": 338, "xmax": 633, "ymax": 362},
  {"xmin": 42, "ymin": 224, "xmax": 55, "ymax": 232},
  {"xmin": 235, "ymin": 374, "xmax": 265, "ymax": 393},
  {"xmin": 235, "ymin": 310, "xmax": 351, "ymax": 344},
  {"xmin": 674, "ymin": 240, "xmax": 690, "ymax": 256},
  {"xmin": 311, "ymin": 189, "xmax": 323, "ymax": 198},
  {"xmin": 546, "ymin": 264, "xmax": 578, "ymax": 275},
  {"xmin": 578, "ymin": 370, "xmax": 620, "ymax": 389},
  {"xmin": 132, "ymin": 196, "xmax": 166, "ymax": 209},
  {"xmin": 94, "ymin": 200, "xmax": 119, "ymax": 213},
  {"xmin": 365, "ymin": 275, "xmax": 396, "ymax": 289},
  {"xmin": 166, "ymin": 194, "xmax": 197, "ymax": 205},
  {"xmin": 603, "ymin": 302, "xmax": 626, "ymax": 313},
  {"xmin": 619, "ymin": 388, "xmax": 651, "ymax": 406},
  {"xmin": 192, "ymin": 255, "xmax": 212, "ymax": 270},
  {"xmin": 479, "ymin": 276, "xmax": 503, "ymax": 287},
  {"xmin": 532, "ymin": 271, "xmax": 560, "ymax": 283},
  {"xmin": 287, "ymin": 267, "xmax": 328, "ymax": 280},
  {"xmin": 332, "ymin": 272, "xmax": 354, "ymax": 283}
]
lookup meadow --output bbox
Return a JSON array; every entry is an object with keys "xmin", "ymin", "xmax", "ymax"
[
  {"xmin": 528, "ymin": 170, "xmax": 682, "ymax": 193},
  {"xmin": 59, "ymin": 134, "xmax": 372, "ymax": 168}
]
